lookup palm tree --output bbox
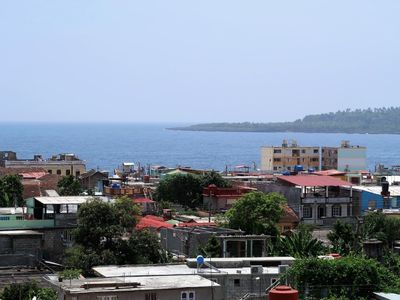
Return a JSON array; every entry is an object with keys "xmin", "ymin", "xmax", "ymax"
[{"xmin": 274, "ymin": 230, "xmax": 326, "ymax": 258}]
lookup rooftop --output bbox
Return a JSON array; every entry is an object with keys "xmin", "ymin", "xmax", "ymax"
[
  {"xmin": 277, "ymin": 175, "xmax": 352, "ymax": 187},
  {"xmin": 49, "ymin": 275, "xmax": 218, "ymax": 294},
  {"xmin": 352, "ymin": 185, "xmax": 400, "ymax": 196},
  {"xmin": 0, "ymin": 230, "xmax": 43, "ymax": 236}
]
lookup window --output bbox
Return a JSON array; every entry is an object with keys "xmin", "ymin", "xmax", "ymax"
[
  {"xmin": 303, "ymin": 206, "xmax": 312, "ymax": 218},
  {"xmin": 56, "ymin": 169, "xmax": 62, "ymax": 175},
  {"xmin": 66, "ymin": 169, "xmax": 71, "ymax": 176},
  {"xmin": 0, "ymin": 216, "xmax": 10, "ymax": 221},
  {"xmin": 48, "ymin": 170, "xmax": 52, "ymax": 174},
  {"xmin": 318, "ymin": 205, "xmax": 326, "ymax": 218},
  {"xmin": 75, "ymin": 171, "xmax": 81, "ymax": 177},
  {"xmin": 273, "ymin": 167, "xmax": 278, "ymax": 171},
  {"xmin": 313, "ymin": 149, "xmax": 319, "ymax": 153},
  {"xmin": 301, "ymin": 149, "xmax": 306, "ymax": 153},
  {"xmin": 181, "ymin": 291, "xmax": 195, "ymax": 300},
  {"xmin": 273, "ymin": 158, "xmax": 281, "ymax": 162},
  {"xmin": 273, "ymin": 149, "xmax": 281, "ymax": 154},
  {"xmin": 96, "ymin": 296, "xmax": 118, "ymax": 300},
  {"xmin": 145, "ymin": 293, "xmax": 157, "ymax": 300},
  {"xmin": 332, "ymin": 205, "xmax": 342, "ymax": 217},
  {"xmin": 234, "ymin": 279, "xmax": 240, "ymax": 287},
  {"xmin": 311, "ymin": 158, "xmax": 319, "ymax": 162}
]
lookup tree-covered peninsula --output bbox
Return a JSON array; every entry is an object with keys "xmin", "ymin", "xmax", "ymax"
[{"xmin": 170, "ymin": 107, "xmax": 400, "ymax": 134}]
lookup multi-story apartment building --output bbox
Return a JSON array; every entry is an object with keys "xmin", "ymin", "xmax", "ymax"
[
  {"xmin": 337, "ymin": 140, "xmax": 367, "ymax": 172},
  {"xmin": 260, "ymin": 140, "xmax": 366, "ymax": 172},
  {"xmin": 261, "ymin": 140, "xmax": 322, "ymax": 172},
  {"xmin": 0, "ymin": 151, "xmax": 86, "ymax": 177}
]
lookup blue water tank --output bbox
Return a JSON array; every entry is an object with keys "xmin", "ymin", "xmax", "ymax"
[
  {"xmin": 308, "ymin": 168, "xmax": 316, "ymax": 173},
  {"xmin": 111, "ymin": 183, "xmax": 120, "ymax": 189},
  {"xmin": 282, "ymin": 171, "xmax": 291, "ymax": 176},
  {"xmin": 294, "ymin": 165, "xmax": 304, "ymax": 172}
]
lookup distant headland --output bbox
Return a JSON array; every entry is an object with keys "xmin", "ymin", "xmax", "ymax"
[{"xmin": 169, "ymin": 107, "xmax": 400, "ymax": 134}]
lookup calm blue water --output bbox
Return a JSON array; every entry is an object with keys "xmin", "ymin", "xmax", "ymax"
[{"xmin": 0, "ymin": 123, "xmax": 399, "ymax": 172}]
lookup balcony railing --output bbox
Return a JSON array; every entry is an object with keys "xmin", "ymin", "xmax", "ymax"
[{"xmin": 302, "ymin": 197, "xmax": 351, "ymax": 204}]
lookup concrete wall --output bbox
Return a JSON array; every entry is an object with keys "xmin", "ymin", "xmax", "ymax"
[
  {"xmin": 61, "ymin": 286, "xmax": 222, "ymax": 300},
  {"xmin": 337, "ymin": 148, "xmax": 367, "ymax": 171}
]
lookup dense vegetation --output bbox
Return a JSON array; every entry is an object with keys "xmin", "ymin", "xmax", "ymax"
[
  {"xmin": 286, "ymin": 256, "xmax": 400, "ymax": 299},
  {"xmin": 0, "ymin": 174, "xmax": 24, "ymax": 207},
  {"xmin": 58, "ymin": 175, "xmax": 83, "ymax": 196},
  {"xmin": 1, "ymin": 281, "xmax": 57, "ymax": 300},
  {"xmin": 65, "ymin": 197, "xmax": 168, "ymax": 276},
  {"xmin": 225, "ymin": 191, "xmax": 286, "ymax": 235},
  {"xmin": 155, "ymin": 171, "xmax": 230, "ymax": 208},
  {"xmin": 171, "ymin": 107, "xmax": 400, "ymax": 134}
]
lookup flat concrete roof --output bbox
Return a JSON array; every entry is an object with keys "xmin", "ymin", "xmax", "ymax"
[
  {"xmin": 93, "ymin": 264, "xmax": 195, "ymax": 277},
  {"xmin": 34, "ymin": 196, "xmax": 110, "ymax": 205},
  {"xmin": 0, "ymin": 230, "xmax": 43, "ymax": 236},
  {"xmin": 352, "ymin": 185, "xmax": 400, "ymax": 196},
  {"xmin": 52, "ymin": 275, "xmax": 219, "ymax": 294},
  {"xmin": 92, "ymin": 258, "xmax": 294, "ymax": 278}
]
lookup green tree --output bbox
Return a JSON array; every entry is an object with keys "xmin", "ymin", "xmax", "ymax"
[
  {"xmin": 0, "ymin": 175, "xmax": 24, "ymax": 207},
  {"xmin": 328, "ymin": 220, "xmax": 359, "ymax": 255},
  {"xmin": 273, "ymin": 230, "xmax": 326, "ymax": 258},
  {"xmin": 118, "ymin": 230, "xmax": 169, "ymax": 264},
  {"xmin": 58, "ymin": 175, "xmax": 83, "ymax": 196},
  {"xmin": 200, "ymin": 171, "xmax": 231, "ymax": 188},
  {"xmin": 198, "ymin": 235, "xmax": 221, "ymax": 258},
  {"xmin": 362, "ymin": 212, "xmax": 400, "ymax": 249},
  {"xmin": 59, "ymin": 268, "xmax": 81, "ymax": 287},
  {"xmin": 225, "ymin": 191, "xmax": 285, "ymax": 235},
  {"xmin": 1, "ymin": 281, "xmax": 57, "ymax": 300},
  {"xmin": 65, "ymin": 197, "xmax": 166, "ymax": 275},
  {"xmin": 156, "ymin": 173, "xmax": 203, "ymax": 208},
  {"xmin": 286, "ymin": 257, "xmax": 400, "ymax": 299}
]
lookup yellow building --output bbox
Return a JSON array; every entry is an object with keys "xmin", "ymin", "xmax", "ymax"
[{"xmin": 0, "ymin": 152, "xmax": 86, "ymax": 177}]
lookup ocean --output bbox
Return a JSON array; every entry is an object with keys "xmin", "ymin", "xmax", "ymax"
[{"xmin": 0, "ymin": 122, "xmax": 399, "ymax": 172}]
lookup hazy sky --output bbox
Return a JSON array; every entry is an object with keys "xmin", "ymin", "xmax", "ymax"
[{"xmin": 0, "ymin": 1, "xmax": 399, "ymax": 123}]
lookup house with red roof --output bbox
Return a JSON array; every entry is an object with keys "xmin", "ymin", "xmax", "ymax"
[
  {"xmin": 136, "ymin": 215, "xmax": 173, "ymax": 232},
  {"xmin": 202, "ymin": 185, "xmax": 256, "ymax": 212},
  {"xmin": 265, "ymin": 175, "xmax": 354, "ymax": 227}
]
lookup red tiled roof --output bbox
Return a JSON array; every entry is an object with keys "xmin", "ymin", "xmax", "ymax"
[
  {"xmin": 0, "ymin": 167, "xmax": 47, "ymax": 177},
  {"xmin": 278, "ymin": 175, "xmax": 351, "ymax": 187},
  {"xmin": 133, "ymin": 198, "xmax": 155, "ymax": 204},
  {"xmin": 136, "ymin": 215, "xmax": 173, "ymax": 231},
  {"xmin": 280, "ymin": 204, "xmax": 300, "ymax": 223},
  {"xmin": 20, "ymin": 172, "xmax": 47, "ymax": 179}
]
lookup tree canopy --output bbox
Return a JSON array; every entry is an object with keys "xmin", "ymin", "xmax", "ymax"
[
  {"xmin": 155, "ymin": 173, "xmax": 203, "ymax": 208},
  {"xmin": 273, "ymin": 230, "xmax": 326, "ymax": 258},
  {"xmin": 225, "ymin": 191, "xmax": 285, "ymax": 235},
  {"xmin": 58, "ymin": 175, "xmax": 83, "ymax": 196},
  {"xmin": 286, "ymin": 257, "xmax": 400, "ymax": 299},
  {"xmin": 0, "ymin": 175, "xmax": 24, "ymax": 207},
  {"xmin": 65, "ymin": 197, "xmax": 167, "ymax": 275},
  {"xmin": 171, "ymin": 107, "xmax": 400, "ymax": 134},
  {"xmin": 1, "ymin": 281, "xmax": 57, "ymax": 300}
]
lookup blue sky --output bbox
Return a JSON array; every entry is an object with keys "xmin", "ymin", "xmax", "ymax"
[{"xmin": 0, "ymin": 1, "xmax": 399, "ymax": 123}]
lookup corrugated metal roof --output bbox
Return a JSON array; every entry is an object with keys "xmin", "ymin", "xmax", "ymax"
[
  {"xmin": 278, "ymin": 175, "xmax": 352, "ymax": 187},
  {"xmin": 34, "ymin": 196, "xmax": 93, "ymax": 205},
  {"xmin": 352, "ymin": 185, "xmax": 400, "ymax": 196}
]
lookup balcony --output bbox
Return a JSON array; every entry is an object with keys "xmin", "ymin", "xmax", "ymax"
[{"xmin": 302, "ymin": 197, "xmax": 351, "ymax": 204}]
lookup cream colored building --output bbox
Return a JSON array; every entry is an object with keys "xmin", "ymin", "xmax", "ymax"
[
  {"xmin": 261, "ymin": 140, "xmax": 321, "ymax": 172},
  {"xmin": 0, "ymin": 151, "xmax": 86, "ymax": 177}
]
